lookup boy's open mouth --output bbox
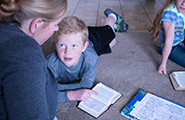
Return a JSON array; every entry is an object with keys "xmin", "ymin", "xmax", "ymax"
[{"xmin": 64, "ymin": 57, "xmax": 72, "ymax": 61}]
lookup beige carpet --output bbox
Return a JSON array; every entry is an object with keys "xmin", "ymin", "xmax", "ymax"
[{"xmin": 42, "ymin": 32, "xmax": 185, "ymax": 120}]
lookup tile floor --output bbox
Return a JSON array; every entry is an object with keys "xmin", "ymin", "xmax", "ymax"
[{"xmin": 64, "ymin": 0, "xmax": 166, "ymax": 32}]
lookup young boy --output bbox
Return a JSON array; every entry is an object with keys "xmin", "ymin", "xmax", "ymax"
[{"xmin": 47, "ymin": 9, "xmax": 128, "ymax": 102}]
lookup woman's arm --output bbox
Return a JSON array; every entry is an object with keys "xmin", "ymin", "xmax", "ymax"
[{"xmin": 2, "ymin": 40, "xmax": 51, "ymax": 119}]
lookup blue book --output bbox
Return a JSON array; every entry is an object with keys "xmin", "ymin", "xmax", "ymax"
[{"xmin": 121, "ymin": 89, "xmax": 185, "ymax": 120}]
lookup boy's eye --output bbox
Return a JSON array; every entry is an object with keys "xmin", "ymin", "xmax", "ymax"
[
  {"xmin": 72, "ymin": 45, "xmax": 77, "ymax": 48},
  {"xmin": 60, "ymin": 44, "xmax": 65, "ymax": 48}
]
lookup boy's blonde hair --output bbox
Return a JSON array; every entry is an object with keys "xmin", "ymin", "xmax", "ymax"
[
  {"xmin": 54, "ymin": 16, "xmax": 88, "ymax": 45},
  {"xmin": 150, "ymin": 0, "xmax": 174, "ymax": 40},
  {"xmin": 0, "ymin": 0, "xmax": 68, "ymax": 26}
]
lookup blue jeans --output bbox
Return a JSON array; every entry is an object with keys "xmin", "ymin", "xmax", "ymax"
[{"xmin": 158, "ymin": 43, "xmax": 185, "ymax": 67}]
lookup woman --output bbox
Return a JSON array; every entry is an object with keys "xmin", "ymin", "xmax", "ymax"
[{"xmin": 0, "ymin": 0, "xmax": 67, "ymax": 119}]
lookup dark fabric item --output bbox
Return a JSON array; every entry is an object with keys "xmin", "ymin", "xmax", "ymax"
[
  {"xmin": 0, "ymin": 23, "xmax": 58, "ymax": 120},
  {"xmin": 87, "ymin": 25, "xmax": 115, "ymax": 56}
]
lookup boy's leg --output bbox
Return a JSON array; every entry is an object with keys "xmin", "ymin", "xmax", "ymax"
[
  {"xmin": 104, "ymin": 8, "xmax": 129, "ymax": 32},
  {"xmin": 103, "ymin": 15, "xmax": 116, "ymax": 32},
  {"xmin": 103, "ymin": 15, "xmax": 116, "ymax": 48},
  {"xmin": 109, "ymin": 38, "xmax": 116, "ymax": 48},
  {"xmin": 87, "ymin": 9, "xmax": 127, "ymax": 56},
  {"xmin": 87, "ymin": 25, "xmax": 115, "ymax": 56}
]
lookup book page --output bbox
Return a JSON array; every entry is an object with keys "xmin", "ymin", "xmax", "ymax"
[
  {"xmin": 79, "ymin": 97, "xmax": 107, "ymax": 113},
  {"xmin": 92, "ymin": 86, "xmax": 115, "ymax": 104},
  {"xmin": 130, "ymin": 93, "xmax": 185, "ymax": 120},
  {"xmin": 78, "ymin": 83, "xmax": 121, "ymax": 117},
  {"xmin": 173, "ymin": 72, "xmax": 185, "ymax": 87},
  {"xmin": 92, "ymin": 83, "xmax": 121, "ymax": 104}
]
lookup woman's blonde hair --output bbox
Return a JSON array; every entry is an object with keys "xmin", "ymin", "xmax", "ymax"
[
  {"xmin": 0, "ymin": 0, "xmax": 67, "ymax": 26},
  {"xmin": 150, "ymin": 0, "xmax": 174, "ymax": 40},
  {"xmin": 54, "ymin": 16, "xmax": 88, "ymax": 45}
]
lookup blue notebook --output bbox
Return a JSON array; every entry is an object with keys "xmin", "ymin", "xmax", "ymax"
[{"xmin": 121, "ymin": 89, "xmax": 185, "ymax": 120}]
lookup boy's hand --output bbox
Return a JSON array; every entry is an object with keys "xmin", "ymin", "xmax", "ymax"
[
  {"xmin": 158, "ymin": 64, "xmax": 167, "ymax": 74},
  {"xmin": 67, "ymin": 89, "xmax": 98, "ymax": 102}
]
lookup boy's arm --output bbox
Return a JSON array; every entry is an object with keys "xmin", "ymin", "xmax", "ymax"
[
  {"xmin": 58, "ymin": 89, "xmax": 97, "ymax": 102},
  {"xmin": 58, "ymin": 91, "xmax": 70, "ymax": 102},
  {"xmin": 58, "ymin": 61, "xmax": 98, "ymax": 91},
  {"xmin": 158, "ymin": 21, "xmax": 175, "ymax": 74}
]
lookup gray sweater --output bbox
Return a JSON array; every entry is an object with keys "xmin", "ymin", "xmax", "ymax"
[
  {"xmin": 47, "ymin": 40, "xmax": 98, "ymax": 102},
  {"xmin": 0, "ymin": 23, "xmax": 58, "ymax": 120}
]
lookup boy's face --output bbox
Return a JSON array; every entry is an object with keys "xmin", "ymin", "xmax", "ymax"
[{"xmin": 55, "ymin": 33, "xmax": 88, "ymax": 67}]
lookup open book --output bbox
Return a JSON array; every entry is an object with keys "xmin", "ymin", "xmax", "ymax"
[
  {"xmin": 77, "ymin": 82, "xmax": 122, "ymax": 118},
  {"xmin": 169, "ymin": 71, "xmax": 185, "ymax": 91},
  {"xmin": 121, "ymin": 89, "xmax": 185, "ymax": 120}
]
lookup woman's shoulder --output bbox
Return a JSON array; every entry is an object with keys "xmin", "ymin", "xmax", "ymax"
[
  {"xmin": 1, "ymin": 23, "xmax": 40, "ymax": 49},
  {"xmin": 1, "ymin": 24, "xmax": 44, "ymax": 63}
]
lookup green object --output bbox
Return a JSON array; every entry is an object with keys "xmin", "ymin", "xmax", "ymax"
[{"xmin": 104, "ymin": 8, "xmax": 129, "ymax": 32}]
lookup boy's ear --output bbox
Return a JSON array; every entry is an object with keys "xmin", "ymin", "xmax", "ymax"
[
  {"xmin": 29, "ymin": 18, "xmax": 44, "ymax": 34},
  {"xmin": 82, "ymin": 41, "xmax": 89, "ymax": 52}
]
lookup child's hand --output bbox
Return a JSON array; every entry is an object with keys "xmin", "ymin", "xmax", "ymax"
[
  {"xmin": 67, "ymin": 89, "xmax": 98, "ymax": 102},
  {"xmin": 158, "ymin": 64, "xmax": 167, "ymax": 74}
]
